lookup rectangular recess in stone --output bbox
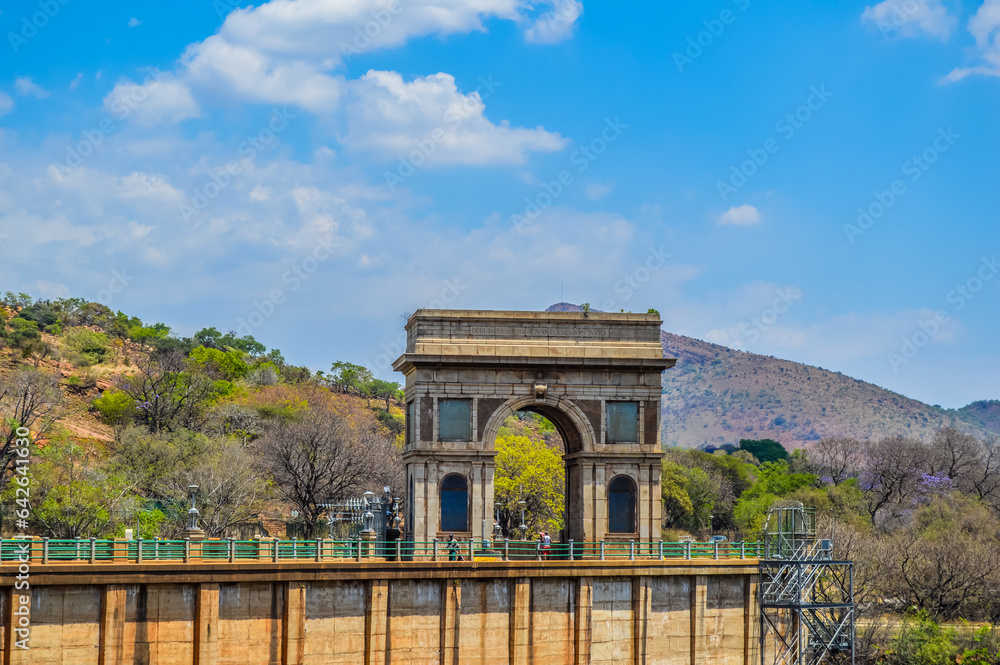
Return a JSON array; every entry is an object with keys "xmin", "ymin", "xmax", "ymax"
[
  {"xmin": 439, "ymin": 399, "xmax": 472, "ymax": 441},
  {"xmin": 606, "ymin": 401, "xmax": 639, "ymax": 443}
]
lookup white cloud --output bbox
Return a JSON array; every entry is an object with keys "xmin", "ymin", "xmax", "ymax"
[
  {"xmin": 108, "ymin": 0, "xmax": 581, "ymax": 124},
  {"xmin": 103, "ymin": 74, "xmax": 200, "ymax": 126},
  {"xmin": 15, "ymin": 77, "xmax": 50, "ymax": 99},
  {"xmin": 586, "ymin": 181, "xmax": 614, "ymax": 200},
  {"xmin": 524, "ymin": 0, "xmax": 583, "ymax": 43},
  {"xmin": 0, "ymin": 93, "xmax": 13, "ymax": 117},
  {"xmin": 861, "ymin": 0, "xmax": 956, "ymax": 40},
  {"xmin": 128, "ymin": 17, "xmax": 142, "ymax": 27},
  {"xmin": 943, "ymin": 0, "xmax": 1000, "ymax": 81},
  {"xmin": 69, "ymin": 73, "xmax": 83, "ymax": 90},
  {"xmin": 717, "ymin": 204, "xmax": 761, "ymax": 226},
  {"xmin": 344, "ymin": 70, "xmax": 567, "ymax": 165}
]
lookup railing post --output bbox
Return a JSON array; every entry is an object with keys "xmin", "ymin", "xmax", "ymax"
[
  {"xmin": 154, "ymin": 537, "xmax": 160, "ymax": 560},
  {"xmin": 714, "ymin": 542, "xmax": 719, "ymax": 559},
  {"xmin": 469, "ymin": 537, "xmax": 475, "ymax": 562},
  {"xmin": 90, "ymin": 537, "xmax": 97, "ymax": 564},
  {"xmin": 316, "ymin": 538, "xmax": 324, "ymax": 562},
  {"xmin": 356, "ymin": 538, "xmax": 363, "ymax": 562},
  {"xmin": 432, "ymin": 537, "xmax": 438, "ymax": 562},
  {"xmin": 685, "ymin": 541, "xmax": 691, "ymax": 560},
  {"xmin": 740, "ymin": 542, "xmax": 746, "ymax": 560},
  {"xmin": 536, "ymin": 541, "xmax": 541, "ymax": 561},
  {"xmin": 503, "ymin": 538, "xmax": 509, "ymax": 561},
  {"xmin": 273, "ymin": 538, "xmax": 280, "ymax": 563},
  {"xmin": 184, "ymin": 538, "xmax": 191, "ymax": 564},
  {"xmin": 600, "ymin": 540, "xmax": 605, "ymax": 561},
  {"xmin": 396, "ymin": 538, "xmax": 402, "ymax": 561},
  {"xmin": 228, "ymin": 538, "xmax": 235, "ymax": 564},
  {"xmin": 42, "ymin": 537, "xmax": 49, "ymax": 565},
  {"xmin": 75, "ymin": 537, "xmax": 81, "ymax": 561},
  {"xmin": 137, "ymin": 538, "xmax": 144, "ymax": 564},
  {"xmin": 629, "ymin": 540, "xmax": 635, "ymax": 561},
  {"xmin": 659, "ymin": 540, "xmax": 664, "ymax": 561},
  {"xmin": 568, "ymin": 539, "xmax": 574, "ymax": 561},
  {"xmin": 292, "ymin": 537, "xmax": 298, "ymax": 560}
]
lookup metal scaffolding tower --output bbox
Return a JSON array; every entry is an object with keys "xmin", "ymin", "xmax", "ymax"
[{"xmin": 759, "ymin": 502, "xmax": 855, "ymax": 665}]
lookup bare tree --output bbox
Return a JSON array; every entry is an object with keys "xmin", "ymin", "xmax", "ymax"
[
  {"xmin": 116, "ymin": 349, "xmax": 215, "ymax": 433},
  {"xmin": 812, "ymin": 437, "xmax": 862, "ymax": 484},
  {"xmin": 860, "ymin": 436, "xmax": 928, "ymax": 526},
  {"xmin": 959, "ymin": 434, "xmax": 1000, "ymax": 508},
  {"xmin": 0, "ymin": 367, "xmax": 61, "ymax": 481},
  {"xmin": 258, "ymin": 407, "xmax": 401, "ymax": 538},
  {"xmin": 928, "ymin": 427, "xmax": 980, "ymax": 481},
  {"xmin": 164, "ymin": 440, "xmax": 272, "ymax": 538}
]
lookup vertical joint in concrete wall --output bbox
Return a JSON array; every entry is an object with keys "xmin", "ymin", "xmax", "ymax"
[
  {"xmin": 441, "ymin": 579, "xmax": 461, "ymax": 665},
  {"xmin": 633, "ymin": 576, "xmax": 651, "ymax": 665}
]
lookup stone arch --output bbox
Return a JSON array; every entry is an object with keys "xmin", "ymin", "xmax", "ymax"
[{"xmin": 479, "ymin": 395, "xmax": 597, "ymax": 455}]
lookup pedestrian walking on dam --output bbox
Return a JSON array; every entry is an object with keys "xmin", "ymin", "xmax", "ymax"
[
  {"xmin": 448, "ymin": 534, "xmax": 461, "ymax": 561},
  {"xmin": 540, "ymin": 531, "xmax": 551, "ymax": 558}
]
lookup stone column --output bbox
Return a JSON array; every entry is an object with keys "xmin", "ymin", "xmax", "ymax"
[
  {"xmin": 282, "ymin": 582, "xmax": 306, "ymax": 665},
  {"xmin": 366, "ymin": 579, "xmax": 389, "ymax": 665},
  {"xmin": 194, "ymin": 583, "xmax": 219, "ymax": 665},
  {"xmin": 99, "ymin": 585, "xmax": 128, "ymax": 665}
]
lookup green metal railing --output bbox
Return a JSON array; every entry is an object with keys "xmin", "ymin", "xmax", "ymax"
[{"xmin": 0, "ymin": 537, "xmax": 761, "ymax": 565}]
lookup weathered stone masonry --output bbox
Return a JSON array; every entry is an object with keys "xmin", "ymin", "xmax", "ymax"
[{"xmin": 392, "ymin": 310, "xmax": 675, "ymax": 545}]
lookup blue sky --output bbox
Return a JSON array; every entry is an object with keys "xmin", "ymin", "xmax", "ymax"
[{"xmin": 0, "ymin": 0, "xmax": 997, "ymax": 408}]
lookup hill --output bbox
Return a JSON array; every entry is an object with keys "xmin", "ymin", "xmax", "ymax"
[{"xmin": 545, "ymin": 303, "xmax": 996, "ymax": 449}]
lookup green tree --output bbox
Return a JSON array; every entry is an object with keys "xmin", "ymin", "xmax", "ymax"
[
  {"xmin": 328, "ymin": 361, "xmax": 373, "ymax": 394},
  {"xmin": 493, "ymin": 422, "xmax": 565, "ymax": 538},
  {"xmin": 369, "ymin": 379, "xmax": 402, "ymax": 410},
  {"xmin": 739, "ymin": 439, "xmax": 788, "ymax": 463},
  {"xmin": 62, "ymin": 327, "xmax": 111, "ymax": 366}
]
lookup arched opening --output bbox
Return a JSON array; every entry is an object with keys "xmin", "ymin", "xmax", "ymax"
[
  {"xmin": 440, "ymin": 473, "xmax": 469, "ymax": 532},
  {"xmin": 608, "ymin": 475, "xmax": 637, "ymax": 534}
]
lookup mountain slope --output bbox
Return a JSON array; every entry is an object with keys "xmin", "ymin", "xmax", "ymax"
[{"xmin": 544, "ymin": 303, "xmax": 996, "ymax": 448}]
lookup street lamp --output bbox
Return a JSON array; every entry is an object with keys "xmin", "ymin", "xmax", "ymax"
[
  {"xmin": 518, "ymin": 500, "xmax": 527, "ymax": 535},
  {"xmin": 187, "ymin": 485, "xmax": 200, "ymax": 530},
  {"xmin": 708, "ymin": 513, "xmax": 714, "ymax": 537}
]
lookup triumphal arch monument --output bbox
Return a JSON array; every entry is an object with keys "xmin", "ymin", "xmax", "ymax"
[{"xmin": 392, "ymin": 309, "xmax": 675, "ymax": 545}]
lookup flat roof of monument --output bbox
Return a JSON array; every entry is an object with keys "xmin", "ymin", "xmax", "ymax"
[{"xmin": 407, "ymin": 309, "xmax": 662, "ymax": 324}]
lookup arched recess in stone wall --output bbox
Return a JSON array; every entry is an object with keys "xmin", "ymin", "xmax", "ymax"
[{"xmin": 479, "ymin": 395, "xmax": 597, "ymax": 455}]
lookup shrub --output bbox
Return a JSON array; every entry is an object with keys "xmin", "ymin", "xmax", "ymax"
[{"xmin": 62, "ymin": 328, "xmax": 111, "ymax": 366}]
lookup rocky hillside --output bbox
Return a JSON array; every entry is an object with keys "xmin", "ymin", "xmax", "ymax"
[{"xmin": 545, "ymin": 303, "xmax": 997, "ymax": 449}]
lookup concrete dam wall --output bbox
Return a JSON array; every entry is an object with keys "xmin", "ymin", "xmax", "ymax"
[{"xmin": 1, "ymin": 558, "xmax": 758, "ymax": 665}]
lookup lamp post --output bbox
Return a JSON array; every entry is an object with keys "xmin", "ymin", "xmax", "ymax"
[
  {"xmin": 182, "ymin": 484, "xmax": 205, "ymax": 541},
  {"xmin": 708, "ymin": 513, "xmax": 714, "ymax": 538},
  {"xmin": 518, "ymin": 500, "xmax": 527, "ymax": 537}
]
